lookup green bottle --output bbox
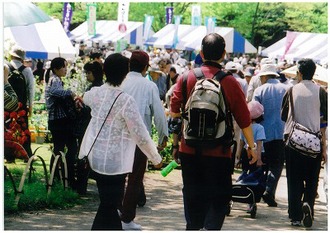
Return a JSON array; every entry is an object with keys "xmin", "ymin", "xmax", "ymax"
[{"xmin": 160, "ymin": 160, "xmax": 178, "ymax": 177}]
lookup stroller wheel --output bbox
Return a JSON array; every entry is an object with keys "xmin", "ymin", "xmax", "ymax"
[{"xmin": 250, "ymin": 204, "xmax": 257, "ymax": 218}]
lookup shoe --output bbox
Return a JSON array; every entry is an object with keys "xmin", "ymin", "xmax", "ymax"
[
  {"xmin": 121, "ymin": 221, "xmax": 142, "ymax": 230},
  {"xmin": 262, "ymin": 191, "xmax": 278, "ymax": 207},
  {"xmin": 302, "ymin": 202, "xmax": 313, "ymax": 228},
  {"xmin": 246, "ymin": 204, "xmax": 254, "ymax": 213},
  {"xmin": 291, "ymin": 220, "xmax": 302, "ymax": 227}
]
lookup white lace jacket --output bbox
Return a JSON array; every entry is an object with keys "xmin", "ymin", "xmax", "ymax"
[{"xmin": 78, "ymin": 83, "xmax": 162, "ymax": 175}]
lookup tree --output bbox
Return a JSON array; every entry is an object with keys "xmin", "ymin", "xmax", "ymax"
[{"xmin": 36, "ymin": 2, "xmax": 328, "ymax": 49}]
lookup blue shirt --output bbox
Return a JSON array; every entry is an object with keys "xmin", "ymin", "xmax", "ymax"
[
  {"xmin": 252, "ymin": 78, "xmax": 289, "ymax": 142},
  {"xmin": 241, "ymin": 123, "xmax": 266, "ymax": 152}
]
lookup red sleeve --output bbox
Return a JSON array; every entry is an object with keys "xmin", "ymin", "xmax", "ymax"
[
  {"xmin": 221, "ymin": 75, "xmax": 251, "ymax": 129},
  {"xmin": 170, "ymin": 70, "xmax": 197, "ymax": 116}
]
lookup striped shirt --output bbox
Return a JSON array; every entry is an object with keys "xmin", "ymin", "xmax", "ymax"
[
  {"xmin": 4, "ymin": 83, "xmax": 18, "ymax": 112},
  {"xmin": 45, "ymin": 74, "xmax": 74, "ymax": 121}
]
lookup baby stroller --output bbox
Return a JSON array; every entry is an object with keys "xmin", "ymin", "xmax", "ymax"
[{"xmin": 227, "ymin": 167, "xmax": 267, "ymax": 218}]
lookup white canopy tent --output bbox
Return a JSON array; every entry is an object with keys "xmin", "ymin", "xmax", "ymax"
[
  {"xmin": 4, "ymin": 19, "xmax": 77, "ymax": 60},
  {"xmin": 281, "ymin": 64, "xmax": 328, "ymax": 85},
  {"xmin": 261, "ymin": 32, "xmax": 328, "ymax": 64},
  {"xmin": 144, "ymin": 24, "xmax": 257, "ymax": 53},
  {"xmin": 69, "ymin": 20, "xmax": 145, "ymax": 46}
]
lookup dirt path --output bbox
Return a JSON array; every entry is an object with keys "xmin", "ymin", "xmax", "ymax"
[{"xmin": 3, "ymin": 169, "xmax": 328, "ymax": 231}]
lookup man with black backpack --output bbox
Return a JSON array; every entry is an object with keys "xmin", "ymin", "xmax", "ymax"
[
  {"xmin": 7, "ymin": 46, "xmax": 35, "ymax": 159},
  {"xmin": 170, "ymin": 33, "xmax": 257, "ymax": 230}
]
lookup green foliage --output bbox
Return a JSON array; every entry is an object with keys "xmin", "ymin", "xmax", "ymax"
[
  {"xmin": 4, "ymin": 148, "xmax": 82, "ymax": 214},
  {"xmin": 151, "ymin": 124, "xmax": 173, "ymax": 164},
  {"xmin": 37, "ymin": 1, "xmax": 328, "ymax": 47},
  {"xmin": 35, "ymin": 2, "xmax": 327, "ymax": 52}
]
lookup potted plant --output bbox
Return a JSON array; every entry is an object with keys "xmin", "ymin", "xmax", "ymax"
[{"xmin": 30, "ymin": 111, "xmax": 48, "ymax": 144}]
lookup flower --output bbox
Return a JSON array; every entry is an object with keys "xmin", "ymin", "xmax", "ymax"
[{"xmin": 4, "ymin": 102, "xmax": 30, "ymax": 161}]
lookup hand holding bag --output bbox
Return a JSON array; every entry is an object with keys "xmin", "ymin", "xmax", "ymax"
[{"xmin": 286, "ymin": 88, "xmax": 322, "ymax": 158}]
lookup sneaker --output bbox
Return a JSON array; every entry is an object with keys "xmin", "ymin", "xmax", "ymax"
[
  {"xmin": 262, "ymin": 191, "xmax": 278, "ymax": 207},
  {"xmin": 291, "ymin": 220, "xmax": 302, "ymax": 227},
  {"xmin": 246, "ymin": 204, "xmax": 254, "ymax": 213},
  {"xmin": 121, "ymin": 221, "xmax": 142, "ymax": 230},
  {"xmin": 302, "ymin": 202, "xmax": 313, "ymax": 228}
]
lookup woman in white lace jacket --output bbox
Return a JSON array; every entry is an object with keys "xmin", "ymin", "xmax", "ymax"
[{"xmin": 78, "ymin": 53, "xmax": 162, "ymax": 230}]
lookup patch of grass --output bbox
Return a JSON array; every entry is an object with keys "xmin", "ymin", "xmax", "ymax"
[{"xmin": 4, "ymin": 143, "xmax": 82, "ymax": 215}]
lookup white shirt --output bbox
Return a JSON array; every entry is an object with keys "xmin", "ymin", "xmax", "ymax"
[
  {"xmin": 78, "ymin": 83, "xmax": 162, "ymax": 175},
  {"xmin": 121, "ymin": 71, "xmax": 168, "ymax": 144}
]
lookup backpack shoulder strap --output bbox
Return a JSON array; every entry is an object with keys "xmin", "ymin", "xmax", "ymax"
[
  {"xmin": 214, "ymin": 70, "xmax": 231, "ymax": 82},
  {"xmin": 18, "ymin": 65, "xmax": 26, "ymax": 73},
  {"xmin": 182, "ymin": 68, "xmax": 205, "ymax": 106}
]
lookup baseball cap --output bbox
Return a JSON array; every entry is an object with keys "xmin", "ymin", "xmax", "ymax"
[{"xmin": 130, "ymin": 50, "xmax": 150, "ymax": 67}]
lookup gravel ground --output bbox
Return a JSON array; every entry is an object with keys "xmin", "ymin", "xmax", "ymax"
[{"xmin": 3, "ymin": 167, "xmax": 328, "ymax": 231}]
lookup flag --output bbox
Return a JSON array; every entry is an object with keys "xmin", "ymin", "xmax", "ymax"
[
  {"xmin": 166, "ymin": 7, "xmax": 174, "ymax": 24},
  {"xmin": 62, "ymin": 3, "xmax": 73, "ymax": 33},
  {"xmin": 118, "ymin": 1, "xmax": 129, "ymax": 23},
  {"xmin": 172, "ymin": 15, "xmax": 181, "ymax": 49},
  {"xmin": 87, "ymin": 3, "xmax": 97, "ymax": 35},
  {"xmin": 205, "ymin": 17, "xmax": 216, "ymax": 35},
  {"xmin": 282, "ymin": 31, "xmax": 297, "ymax": 61},
  {"xmin": 143, "ymin": 15, "xmax": 154, "ymax": 41},
  {"xmin": 191, "ymin": 5, "xmax": 201, "ymax": 26}
]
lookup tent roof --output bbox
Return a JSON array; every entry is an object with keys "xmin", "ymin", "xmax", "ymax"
[
  {"xmin": 281, "ymin": 64, "xmax": 328, "ymax": 84},
  {"xmin": 4, "ymin": 19, "xmax": 76, "ymax": 60},
  {"xmin": 144, "ymin": 24, "xmax": 257, "ymax": 53},
  {"xmin": 261, "ymin": 32, "xmax": 328, "ymax": 63},
  {"xmin": 4, "ymin": 2, "xmax": 52, "ymax": 27},
  {"xmin": 69, "ymin": 20, "xmax": 144, "ymax": 45}
]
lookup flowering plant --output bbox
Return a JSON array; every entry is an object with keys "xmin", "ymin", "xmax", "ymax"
[{"xmin": 4, "ymin": 102, "xmax": 30, "ymax": 161}]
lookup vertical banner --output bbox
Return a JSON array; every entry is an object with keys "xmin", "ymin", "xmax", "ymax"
[
  {"xmin": 117, "ymin": 1, "xmax": 129, "ymax": 23},
  {"xmin": 87, "ymin": 3, "xmax": 97, "ymax": 36},
  {"xmin": 166, "ymin": 7, "xmax": 174, "ymax": 24},
  {"xmin": 191, "ymin": 5, "xmax": 201, "ymax": 26},
  {"xmin": 62, "ymin": 3, "xmax": 73, "ymax": 33},
  {"xmin": 172, "ymin": 15, "xmax": 181, "ymax": 49},
  {"xmin": 205, "ymin": 17, "xmax": 216, "ymax": 35},
  {"xmin": 281, "ymin": 31, "xmax": 297, "ymax": 61},
  {"xmin": 117, "ymin": 1, "xmax": 130, "ymax": 33},
  {"xmin": 143, "ymin": 15, "xmax": 154, "ymax": 41}
]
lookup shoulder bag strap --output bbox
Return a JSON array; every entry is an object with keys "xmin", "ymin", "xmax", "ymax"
[
  {"xmin": 288, "ymin": 87, "xmax": 295, "ymax": 121},
  {"xmin": 85, "ymin": 91, "xmax": 123, "ymax": 158}
]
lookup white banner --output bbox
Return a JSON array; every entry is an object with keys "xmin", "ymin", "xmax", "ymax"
[
  {"xmin": 87, "ymin": 4, "xmax": 97, "ymax": 35},
  {"xmin": 118, "ymin": 1, "xmax": 129, "ymax": 23}
]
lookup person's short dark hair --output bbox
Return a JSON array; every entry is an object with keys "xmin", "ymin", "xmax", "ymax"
[
  {"xmin": 90, "ymin": 49, "xmax": 103, "ymax": 60},
  {"xmin": 170, "ymin": 66, "xmax": 177, "ymax": 73},
  {"xmin": 103, "ymin": 53, "xmax": 129, "ymax": 86},
  {"xmin": 201, "ymin": 33, "xmax": 226, "ymax": 61},
  {"xmin": 84, "ymin": 61, "xmax": 104, "ymax": 83},
  {"xmin": 297, "ymin": 58, "xmax": 316, "ymax": 80},
  {"xmin": 45, "ymin": 57, "xmax": 67, "ymax": 83}
]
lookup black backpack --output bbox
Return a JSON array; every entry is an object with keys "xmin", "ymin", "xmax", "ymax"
[
  {"xmin": 182, "ymin": 68, "xmax": 235, "ymax": 149},
  {"xmin": 8, "ymin": 64, "xmax": 27, "ymax": 107}
]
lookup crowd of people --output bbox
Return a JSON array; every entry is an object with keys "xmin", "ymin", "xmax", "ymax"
[{"xmin": 4, "ymin": 32, "xmax": 327, "ymax": 230}]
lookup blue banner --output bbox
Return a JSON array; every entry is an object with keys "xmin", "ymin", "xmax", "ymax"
[
  {"xmin": 172, "ymin": 15, "xmax": 181, "ymax": 48},
  {"xmin": 166, "ymin": 7, "xmax": 174, "ymax": 24},
  {"xmin": 143, "ymin": 15, "xmax": 154, "ymax": 41},
  {"xmin": 62, "ymin": 3, "xmax": 73, "ymax": 33},
  {"xmin": 205, "ymin": 17, "xmax": 216, "ymax": 35},
  {"xmin": 191, "ymin": 5, "xmax": 201, "ymax": 26}
]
